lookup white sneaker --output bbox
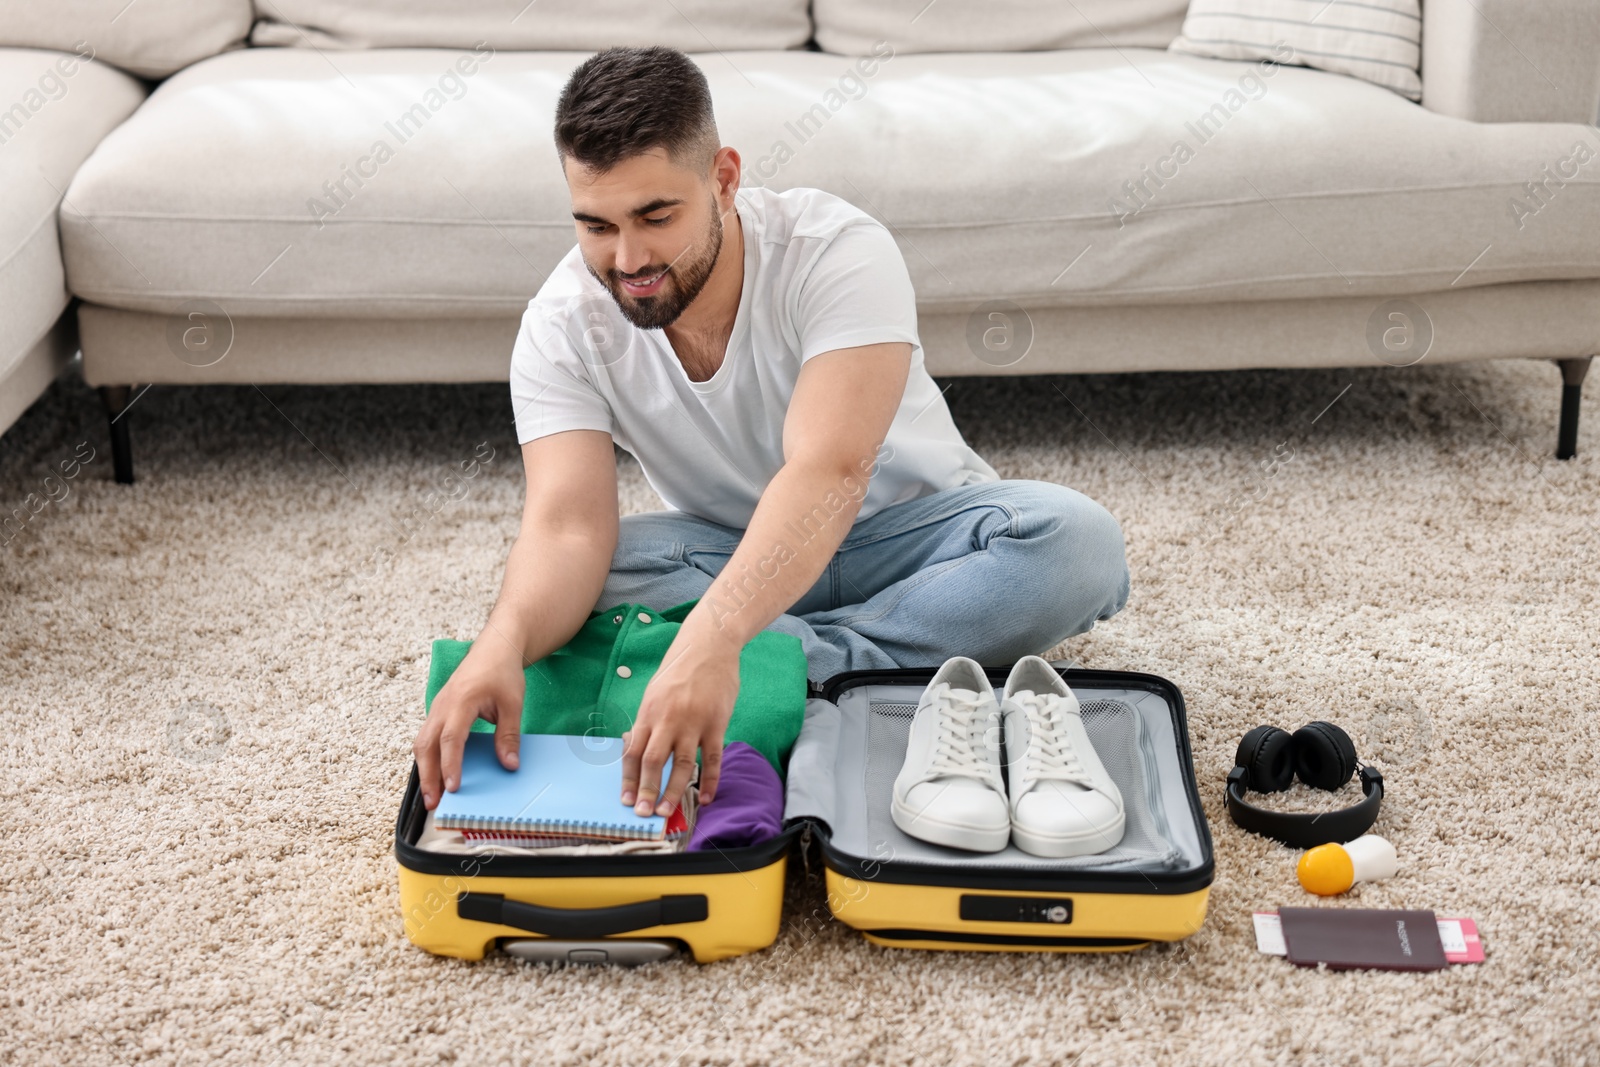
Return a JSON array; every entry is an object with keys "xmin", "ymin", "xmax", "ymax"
[
  {"xmin": 890, "ymin": 656, "xmax": 1010, "ymax": 852},
  {"xmin": 1001, "ymin": 656, "xmax": 1126, "ymax": 858}
]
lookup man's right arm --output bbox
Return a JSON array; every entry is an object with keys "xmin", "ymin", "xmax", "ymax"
[{"xmin": 412, "ymin": 428, "xmax": 619, "ymax": 809}]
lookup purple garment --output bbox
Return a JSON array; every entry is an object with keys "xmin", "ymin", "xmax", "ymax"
[{"xmin": 687, "ymin": 742, "xmax": 784, "ymax": 851}]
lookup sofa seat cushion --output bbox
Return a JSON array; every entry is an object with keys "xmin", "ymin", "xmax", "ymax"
[
  {"xmin": 0, "ymin": 47, "xmax": 146, "ymax": 378},
  {"xmin": 60, "ymin": 46, "xmax": 1600, "ymax": 320}
]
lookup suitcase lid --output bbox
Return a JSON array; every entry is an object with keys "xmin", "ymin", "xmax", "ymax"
[{"xmin": 785, "ymin": 665, "xmax": 1216, "ymax": 894}]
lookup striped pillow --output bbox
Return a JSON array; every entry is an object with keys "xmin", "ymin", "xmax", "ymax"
[{"xmin": 1168, "ymin": 0, "xmax": 1422, "ymax": 101}]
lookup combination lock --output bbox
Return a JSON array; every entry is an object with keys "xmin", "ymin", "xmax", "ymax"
[{"xmin": 958, "ymin": 895, "xmax": 1074, "ymax": 925}]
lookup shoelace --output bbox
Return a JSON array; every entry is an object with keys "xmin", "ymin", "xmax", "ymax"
[
  {"xmin": 925, "ymin": 685, "xmax": 997, "ymax": 780},
  {"xmin": 1011, "ymin": 691, "xmax": 1093, "ymax": 786}
]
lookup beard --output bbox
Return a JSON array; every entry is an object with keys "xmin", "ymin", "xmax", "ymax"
[{"xmin": 586, "ymin": 195, "xmax": 724, "ymax": 331}]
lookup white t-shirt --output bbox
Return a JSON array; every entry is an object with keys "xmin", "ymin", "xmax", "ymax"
[{"xmin": 509, "ymin": 184, "xmax": 999, "ymax": 529}]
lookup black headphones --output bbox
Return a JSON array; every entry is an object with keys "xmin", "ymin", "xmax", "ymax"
[{"xmin": 1225, "ymin": 721, "xmax": 1383, "ymax": 848}]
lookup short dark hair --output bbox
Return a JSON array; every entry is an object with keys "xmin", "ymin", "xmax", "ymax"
[{"xmin": 553, "ymin": 46, "xmax": 721, "ymax": 175}]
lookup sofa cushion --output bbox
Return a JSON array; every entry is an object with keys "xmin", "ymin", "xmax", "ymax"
[
  {"xmin": 250, "ymin": 0, "xmax": 811, "ymax": 53},
  {"xmin": 0, "ymin": 0, "xmax": 252, "ymax": 79},
  {"xmin": 59, "ymin": 46, "xmax": 1600, "ymax": 320},
  {"xmin": 814, "ymin": 0, "xmax": 1190, "ymax": 54},
  {"xmin": 0, "ymin": 47, "xmax": 146, "ymax": 381},
  {"xmin": 1169, "ymin": 0, "xmax": 1421, "ymax": 101}
]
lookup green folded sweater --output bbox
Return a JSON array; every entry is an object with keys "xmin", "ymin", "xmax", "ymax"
[{"xmin": 424, "ymin": 597, "xmax": 808, "ymax": 775}]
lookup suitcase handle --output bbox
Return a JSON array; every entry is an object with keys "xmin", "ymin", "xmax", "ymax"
[{"xmin": 456, "ymin": 892, "xmax": 708, "ymax": 938}]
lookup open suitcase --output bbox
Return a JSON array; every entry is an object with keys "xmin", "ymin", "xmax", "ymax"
[{"xmin": 394, "ymin": 663, "xmax": 1214, "ymax": 963}]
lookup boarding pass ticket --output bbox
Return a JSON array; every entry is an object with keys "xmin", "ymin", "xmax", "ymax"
[{"xmin": 1253, "ymin": 910, "xmax": 1483, "ymax": 963}]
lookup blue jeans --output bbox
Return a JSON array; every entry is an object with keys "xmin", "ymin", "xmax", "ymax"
[{"xmin": 597, "ymin": 479, "xmax": 1132, "ymax": 683}]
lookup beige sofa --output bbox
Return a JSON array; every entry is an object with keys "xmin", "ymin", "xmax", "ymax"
[
  {"xmin": 3, "ymin": 1, "xmax": 1598, "ymax": 480},
  {"xmin": 0, "ymin": 44, "xmax": 146, "ymax": 440}
]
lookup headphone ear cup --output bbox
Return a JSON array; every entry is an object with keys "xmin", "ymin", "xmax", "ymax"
[
  {"xmin": 1235, "ymin": 725, "xmax": 1295, "ymax": 792},
  {"xmin": 1292, "ymin": 721, "xmax": 1357, "ymax": 791}
]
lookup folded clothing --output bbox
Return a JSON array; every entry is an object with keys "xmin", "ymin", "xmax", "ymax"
[
  {"xmin": 688, "ymin": 742, "xmax": 785, "ymax": 852},
  {"xmin": 412, "ymin": 742, "xmax": 789, "ymax": 857},
  {"xmin": 426, "ymin": 597, "xmax": 808, "ymax": 775}
]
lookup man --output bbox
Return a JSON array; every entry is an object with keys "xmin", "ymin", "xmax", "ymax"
[{"xmin": 413, "ymin": 46, "xmax": 1130, "ymax": 823}]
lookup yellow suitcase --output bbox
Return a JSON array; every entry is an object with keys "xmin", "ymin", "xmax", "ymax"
[{"xmin": 394, "ymin": 663, "xmax": 1212, "ymax": 962}]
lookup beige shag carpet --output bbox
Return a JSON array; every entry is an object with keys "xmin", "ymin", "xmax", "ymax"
[{"xmin": 2, "ymin": 355, "xmax": 1597, "ymax": 1067}]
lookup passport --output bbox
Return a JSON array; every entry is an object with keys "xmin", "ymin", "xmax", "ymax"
[{"xmin": 1279, "ymin": 906, "xmax": 1448, "ymax": 971}]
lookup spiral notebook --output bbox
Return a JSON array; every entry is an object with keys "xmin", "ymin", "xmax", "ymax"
[
  {"xmin": 434, "ymin": 733, "xmax": 678, "ymax": 840},
  {"xmin": 460, "ymin": 804, "xmax": 689, "ymax": 848}
]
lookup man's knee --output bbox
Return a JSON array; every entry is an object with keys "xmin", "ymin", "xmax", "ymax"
[
  {"xmin": 1006, "ymin": 481, "xmax": 1130, "ymax": 623},
  {"xmin": 1011, "ymin": 482, "xmax": 1126, "ymax": 563}
]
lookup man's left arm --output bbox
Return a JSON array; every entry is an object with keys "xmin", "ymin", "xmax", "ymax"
[{"xmin": 620, "ymin": 341, "xmax": 911, "ymax": 816}]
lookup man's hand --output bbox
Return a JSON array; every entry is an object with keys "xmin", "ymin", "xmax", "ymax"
[
  {"xmin": 412, "ymin": 643, "xmax": 527, "ymax": 810},
  {"xmin": 621, "ymin": 624, "xmax": 743, "ymax": 816}
]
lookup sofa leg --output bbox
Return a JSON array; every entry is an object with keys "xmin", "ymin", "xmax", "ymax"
[
  {"xmin": 99, "ymin": 385, "xmax": 136, "ymax": 484},
  {"xmin": 1555, "ymin": 357, "xmax": 1592, "ymax": 460}
]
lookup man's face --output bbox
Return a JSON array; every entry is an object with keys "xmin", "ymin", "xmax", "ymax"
[{"xmin": 566, "ymin": 147, "xmax": 724, "ymax": 330}]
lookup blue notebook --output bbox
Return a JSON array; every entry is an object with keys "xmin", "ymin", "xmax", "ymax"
[{"xmin": 434, "ymin": 733, "xmax": 674, "ymax": 840}]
